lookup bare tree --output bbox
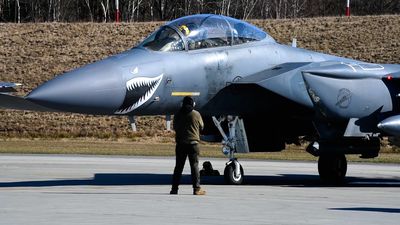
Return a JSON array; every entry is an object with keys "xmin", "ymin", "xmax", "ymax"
[
  {"xmin": 48, "ymin": 0, "xmax": 53, "ymax": 21},
  {"xmin": 154, "ymin": 0, "xmax": 169, "ymax": 20},
  {"xmin": 220, "ymin": 0, "xmax": 232, "ymax": 16},
  {"xmin": 0, "ymin": 0, "xmax": 399, "ymax": 23},
  {"xmin": 273, "ymin": 0, "xmax": 283, "ymax": 19},
  {"xmin": 15, "ymin": 0, "xmax": 20, "ymax": 23},
  {"xmin": 196, "ymin": 0, "xmax": 204, "ymax": 14},
  {"xmin": 260, "ymin": 0, "xmax": 272, "ymax": 19},
  {"xmin": 242, "ymin": 0, "xmax": 258, "ymax": 19},
  {"xmin": 100, "ymin": 0, "xmax": 109, "ymax": 22},
  {"xmin": 84, "ymin": 0, "xmax": 93, "ymax": 22},
  {"xmin": 291, "ymin": 0, "xmax": 307, "ymax": 18},
  {"xmin": 128, "ymin": 0, "xmax": 143, "ymax": 22},
  {"xmin": 48, "ymin": 0, "xmax": 61, "ymax": 22},
  {"xmin": 185, "ymin": 0, "xmax": 192, "ymax": 15}
]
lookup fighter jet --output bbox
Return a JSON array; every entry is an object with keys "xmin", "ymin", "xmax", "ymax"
[{"xmin": 2, "ymin": 14, "xmax": 400, "ymax": 184}]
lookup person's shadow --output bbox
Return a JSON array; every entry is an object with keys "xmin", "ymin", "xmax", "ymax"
[{"xmin": 0, "ymin": 173, "xmax": 399, "ymax": 188}]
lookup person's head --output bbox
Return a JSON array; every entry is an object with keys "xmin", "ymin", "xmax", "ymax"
[
  {"xmin": 181, "ymin": 96, "xmax": 195, "ymax": 113},
  {"xmin": 179, "ymin": 24, "xmax": 190, "ymax": 36}
]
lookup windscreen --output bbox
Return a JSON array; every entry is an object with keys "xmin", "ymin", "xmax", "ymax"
[{"xmin": 140, "ymin": 26, "xmax": 184, "ymax": 52}]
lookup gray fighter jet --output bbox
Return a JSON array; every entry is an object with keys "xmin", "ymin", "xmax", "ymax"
[{"xmin": 2, "ymin": 14, "xmax": 400, "ymax": 184}]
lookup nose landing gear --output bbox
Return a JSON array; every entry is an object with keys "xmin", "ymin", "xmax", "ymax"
[
  {"xmin": 224, "ymin": 158, "xmax": 244, "ymax": 185},
  {"xmin": 212, "ymin": 116, "xmax": 248, "ymax": 185}
]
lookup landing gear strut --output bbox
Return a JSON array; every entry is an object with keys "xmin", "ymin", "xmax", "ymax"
[
  {"xmin": 212, "ymin": 116, "xmax": 246, "ymax": 185},
  {"xmin": 318, "ymin": 154, "xmax": 347, "ymax": 184}
]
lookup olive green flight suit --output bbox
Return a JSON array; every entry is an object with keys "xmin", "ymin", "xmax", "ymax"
[{"xmin": 171, "ymin": 109, "xmax": 204, "ymax": 191}]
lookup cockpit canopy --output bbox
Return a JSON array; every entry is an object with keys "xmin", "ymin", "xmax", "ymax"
[{"xmin": 140, "ymin": 14, "xmax": 274, "ymax": 52}]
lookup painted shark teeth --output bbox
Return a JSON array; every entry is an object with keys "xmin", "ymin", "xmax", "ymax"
[{"xmin": 115, "ymin": 74, "xmax": 163, "ymax": 114}]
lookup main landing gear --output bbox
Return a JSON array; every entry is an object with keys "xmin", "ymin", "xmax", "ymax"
[
  {"xmin": 308, "ymin": 137, "xmax": 380, "ymax": 184},
  {"xmin": 307, "ymin": 142, "xmax": 348, "ymax": 184},
  {"xmin": 212, "ymin": 116, "xmax": 247, "ymax": 185}
]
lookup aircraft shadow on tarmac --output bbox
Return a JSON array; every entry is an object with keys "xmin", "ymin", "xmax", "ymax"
[
  {"xmin": 329, "ymin": 207, "xmax": 400, "ymax": 214},
  {"xmin": 0, "ymin": 173, "xmax": 399, "ymax": 188}
]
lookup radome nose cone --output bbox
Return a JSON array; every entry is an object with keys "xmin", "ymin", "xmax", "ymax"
[{"xmin": 27, "ymin": 62, "xmax": 125, "ymax": 114}]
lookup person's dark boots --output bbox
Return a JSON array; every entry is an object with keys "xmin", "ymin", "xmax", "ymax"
[
  {"xmin": 170, "ymin": 188, "xmax": 178, "ymax": 195},
  {"xmin": 193, "ymin": 187, "xmax": 206, "ymax": 195}
]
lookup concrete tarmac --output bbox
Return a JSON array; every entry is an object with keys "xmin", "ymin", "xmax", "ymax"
[{"xmin": 0, "ymin": 154, "xmax": 399, "ymax": 225}]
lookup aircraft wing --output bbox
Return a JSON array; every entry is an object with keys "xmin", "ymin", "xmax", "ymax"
[
  {"xmin": 202, "ymin": 62, "xmax": 316, "ymax": 115},
  {"xmin": 235, "ymin": 62, "xmax": 314, "ymax": 108},
  {"xmin": 0, "ymin": 93, "xmax": 58, "ymax": 112}
]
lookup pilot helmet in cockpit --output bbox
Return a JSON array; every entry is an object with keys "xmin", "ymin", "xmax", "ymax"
[
  {"xmin": 178, "ymin": 23, "xmax": 202, "ymax": 50},
  {"xmin": 178, "ymin": 24, "xmax": 191, "ymax": 36}
]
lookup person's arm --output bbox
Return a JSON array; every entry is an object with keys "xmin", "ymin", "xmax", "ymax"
[
  {"xmin": 173, "ymin": 114, "xmax": 177, "ymax": 131},
  {"xmin": 198, "ymin": 113, "xmax": 204, "ymax": 131}
]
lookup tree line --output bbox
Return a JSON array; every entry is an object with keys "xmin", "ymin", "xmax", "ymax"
[{"xmin": 1, "ymin": 0, "xmax": 399, "ymax": 23}]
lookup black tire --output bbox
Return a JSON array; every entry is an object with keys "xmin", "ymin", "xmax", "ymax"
[
  {"xmin": 224, "ymin": 162, "xmax": 244, "ymax": 185},
  {"xmin": 318, "ymin": 154, "xmax": 347, "ymax": 184}
]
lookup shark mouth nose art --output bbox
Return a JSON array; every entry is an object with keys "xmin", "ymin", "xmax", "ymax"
[{"xmin": 115, "ymin": 74, "xmax": 163, "ymax": 114}]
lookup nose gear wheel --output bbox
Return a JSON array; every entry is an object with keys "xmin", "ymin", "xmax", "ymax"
[{"xmin": 224, "ymin": 159, "xmax": 244, "ymax": 185}]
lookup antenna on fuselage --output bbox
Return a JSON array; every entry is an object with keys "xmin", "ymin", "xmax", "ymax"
[
  {"xmin": 166, "ymin": 115, "xmax": 171, "ymax": 131},
  {"xmin": 291, "ymin": 38, "xmax": 297, "ymax": 48},
  {"xmin": 128, "ymin": 115, "xmax": 137, "ymax": 132}
]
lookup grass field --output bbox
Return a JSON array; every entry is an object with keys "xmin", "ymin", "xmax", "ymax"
[{"xmin": 1, "ymin": 139, "xmax": 399, "ymax": 163}]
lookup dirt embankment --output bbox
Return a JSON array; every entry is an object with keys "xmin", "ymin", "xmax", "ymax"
[{"xmin": 0, "ymin": 15, "xmax": 400, "ymax": 139}]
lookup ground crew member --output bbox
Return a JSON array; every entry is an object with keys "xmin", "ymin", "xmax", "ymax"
[{"xmin": 170, "ymin": 96, "xmax": 206, "ymax": 195}]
